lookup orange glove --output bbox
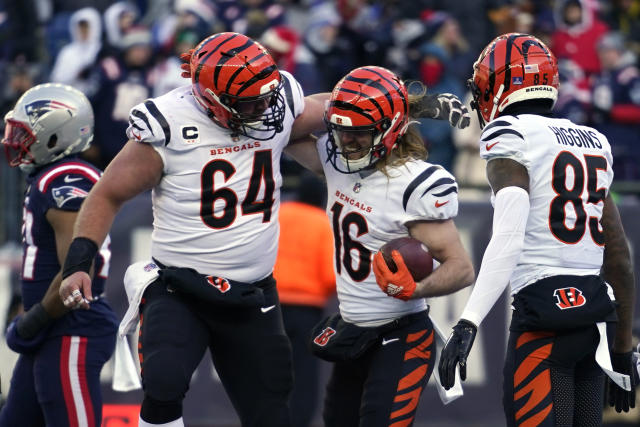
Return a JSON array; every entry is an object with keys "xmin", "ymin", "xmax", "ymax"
[
  {"xmin": 372, "ymin": 250, "xmax": 416, "ymax": 300},
  {"xmin": 180, "ymin": 49, "xmax": 195, "ymax": 79}
]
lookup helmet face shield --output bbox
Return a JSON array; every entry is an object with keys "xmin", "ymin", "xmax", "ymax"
[
  {"xmin": 2, "ymin": 117, "xmax": 36, "ymax": 167},
  {"xmin": 225, "ymin": 82, "xmax": 286, "ymax": 138},
  {"xmin": 325, "ymin": 118, "xmax": 384, "ymax": 173},
  {"xmin": 324, "ymin": 66, "xmax": 409, "ymax": 174}
]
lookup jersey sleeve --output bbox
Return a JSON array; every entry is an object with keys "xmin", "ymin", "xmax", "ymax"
[
  {"xmin": 127, "ymin": 99, "xmax": 171, "ymax": 147},
  {"xmin": 279, "ymin": 70, "xmax": 305, "ymax": 118},
  {"xmin": 42, "ymin": 173, "xmax": 96, "ymax": 211},
  {"xmin": 403, "ymin": 165, "xmax": 459, "ymax": 222},
  {"xmin": 479, "ymin": 116, "xmax": 530, "ymax": 169}
]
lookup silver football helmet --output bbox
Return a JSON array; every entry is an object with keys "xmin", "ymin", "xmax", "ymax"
[{"xmin": 2, "ymin": 83, "xmax": 94, "ymax": 172}]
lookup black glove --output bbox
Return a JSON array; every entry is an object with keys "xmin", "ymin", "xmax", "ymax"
[
  {"xmin": 420, "ymin": 93, "xmax": 471, "ymax": 129},
  {"xmin": 438, "ymin": 319, "xmax": 477, "ymax": 390},
  {"xmin": 608, "ymin": 351, "xmax": 637, "ymax": 413}
]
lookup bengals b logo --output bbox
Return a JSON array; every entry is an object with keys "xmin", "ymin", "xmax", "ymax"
[
  {"xmin": 553, "ymin": 287, "xmax": 586, "ymax": 310},
  {"xmin": 206, "ymin": 276, "xmax": 231, "ymax": 293},
  {"xmin": 313, "ymin": 327, "xmax": 336, "ymax": 346}
]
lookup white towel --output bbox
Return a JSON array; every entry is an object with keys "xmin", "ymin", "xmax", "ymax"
[
  {"xmin": 113, "ymin": 335, "xmax": 142, "ymax": 392},
  {"xmin": 112, "ymin": 260, "xmax": 160, "ymax": 392},
  {"xmin": 431, "ymin": 318, "xmax": 464, "ymax": 404},
  {"xmin": 595, "ymin": 321, "xmax": 632, "ymax": 391}
]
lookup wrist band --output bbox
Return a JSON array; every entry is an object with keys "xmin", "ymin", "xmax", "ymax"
[{"xmin": 62, "ymin": 237, "xmax": 99, "ymax": 279}]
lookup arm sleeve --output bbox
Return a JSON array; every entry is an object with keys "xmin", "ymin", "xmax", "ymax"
[{"xmin": 459, "ymin": 186, "xmax": 530, "ymax": 327}]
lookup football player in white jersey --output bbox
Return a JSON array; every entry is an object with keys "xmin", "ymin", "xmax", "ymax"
[
  {"xmin": 291, "ymin": 66, "xmax": 475, "ymax": 426},
  {"xmin": 54, "ymin": 32, "xmax": 340, "ymax": 427},
  {"xmin": 438, "ymin": 33, "xmax": 636, "ymax": 425}
]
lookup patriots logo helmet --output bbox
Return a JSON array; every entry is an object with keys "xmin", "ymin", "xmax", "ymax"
[{"xmin": 2, "ymin": 83, "xmax": 94, "ymax": 172}]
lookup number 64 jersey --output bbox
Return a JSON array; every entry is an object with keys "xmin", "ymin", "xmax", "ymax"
[
  {"xmin": 125, "ymin": 71, "xmax": 304, "ymax": 283},
  {"xmin": 317, "ymin": 135, "xmax": 459, "ymax": 325},
  {"xmin": 479, "ymin": 114, "xmax": 614, "ymax": 294}
]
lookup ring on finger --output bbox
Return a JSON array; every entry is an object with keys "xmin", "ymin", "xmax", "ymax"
[{"xmin": 71, "ymin": 289, "xmax": 81, "ymax": 297}]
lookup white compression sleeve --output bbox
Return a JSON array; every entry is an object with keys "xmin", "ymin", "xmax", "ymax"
[{"xmin": 460, "ymin": 186, "xmax": 530, "ymax": 327}]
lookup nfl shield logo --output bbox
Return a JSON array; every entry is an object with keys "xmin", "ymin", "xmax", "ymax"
[{"xmin": 353, "ymin": 182, "xmax": 361, "ymax": 193}]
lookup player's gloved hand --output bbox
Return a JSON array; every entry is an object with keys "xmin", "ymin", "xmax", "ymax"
[
  {"xmin": 372, "ymin": 251, "xmax": 416, "ymax": 301},
  {"xmin": 180, "ymin": 49, "xmax": 195, "ymax": 79},
  {"xmin": 438, "ymin": 319, "xmax": 477, "ymax": 390},
  {"xmin": 608, "ymin": 351, "xmax": 637, "ymax": 413},
  {"xmin": 5, "ymin": 308, "xmax": 52, "ymax": 354},
  {"xmin": 420, "ymin": 93, "xmax": 471, "ymax": 129}
]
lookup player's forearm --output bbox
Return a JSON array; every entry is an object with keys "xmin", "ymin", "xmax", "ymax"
[
  {"xmin": 413, "ymin": 256, "xmax": 474, "ymax": 298},
  {"xmin": 72, "ymin": 187, "xmax": 122, "ymax": 245},
  {"xmin": 601, "ymin": 195, "xmax": 636, "ymax": 352},
  {"xmin": 603, "ymin": 246, "xmax": 635, "ymax": 352},
  {"xmin": 41, "ymin": 272, "xmax": 69, "ymax": 318}
]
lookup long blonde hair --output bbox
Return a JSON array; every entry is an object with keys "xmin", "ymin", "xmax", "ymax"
[{"xmin": 374, "ymin": 81, "xmax": 429, "ymax": 176}]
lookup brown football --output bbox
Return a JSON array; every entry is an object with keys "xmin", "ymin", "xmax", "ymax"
[{"xmin": 380, "ymin": 237, "xmax": 433, "ymax": 281}]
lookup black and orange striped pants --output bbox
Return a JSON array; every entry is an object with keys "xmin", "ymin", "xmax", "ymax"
[
  {"xmin": 323, "ymin": 310, "xmax": 435, "ymax": 427},
  {"xmin": 503, "ymin": 322, "xmax": 615, "ymax": 426}
]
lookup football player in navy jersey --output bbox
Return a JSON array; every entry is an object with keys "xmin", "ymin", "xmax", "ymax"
[
  {"xmin": 0, "ymin": 83, "xmax": 118, "ymax": 427},
  {"xmin": 438, "ymin": 33, "xmax": 636, "ymax": 426}
]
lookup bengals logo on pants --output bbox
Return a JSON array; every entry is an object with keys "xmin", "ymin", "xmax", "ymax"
[
  {"xmin": 313, "ymin": 327, "xmax": 336, "ymax": 346},
  {"xmin": 206, "ymin": 276, "xmax": 231, "ymax": 293},
  {"xmin": 553, "ymin": 287, "xmax": 586, "ymax": 310}
]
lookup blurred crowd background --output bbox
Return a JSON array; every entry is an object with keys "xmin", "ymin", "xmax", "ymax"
[
  {"xmin": 0, "ymin": 1, "xmax": 639, "ymax": 424},
  {"xmin": 1, "ymin": 0, "xmax": 640, "ymax": 246}
]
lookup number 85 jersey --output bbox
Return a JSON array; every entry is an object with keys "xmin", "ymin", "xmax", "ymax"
[{"xmin": 479, "ymin": 114, "xmax": 614, "ymax": 293}]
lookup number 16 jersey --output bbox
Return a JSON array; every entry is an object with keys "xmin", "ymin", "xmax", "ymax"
[{"xmin": 479, "ymin": 114, "xmax": 614, "ymax": 294}]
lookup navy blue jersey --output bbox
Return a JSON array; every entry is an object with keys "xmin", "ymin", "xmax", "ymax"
[{"xmin": 21, "ymin": 157, "xmax": 117, "ymax": 337}]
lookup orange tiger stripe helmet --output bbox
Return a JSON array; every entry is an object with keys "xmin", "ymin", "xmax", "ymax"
[
  {"xmin": 325, "ymin": 66, "xmax": 409, "ymax": 173},
  {"xmin": 469, "ymin": 33, "xmax": 559, "ymax": 127},
  {"xmin": 188, "ymin": 32, "xmax": 286, "ymax": 140}
]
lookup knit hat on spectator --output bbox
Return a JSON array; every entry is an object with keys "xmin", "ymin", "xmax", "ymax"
[
  {"xmin": 597, "ymin": 32, "xmax": 626, "ymax": 52},
  {"xmin": 121, "ymin": 27, "xmax": 152, "ymax": 50}
]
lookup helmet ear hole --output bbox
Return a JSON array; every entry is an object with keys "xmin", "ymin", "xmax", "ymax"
[
  {"xmin": 47, "ymin": 134, "xmax": 57, "ymax": 149},
  {"xmin": 380, "ymin": 119, "xmax": 391, "ymax": 130}
]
